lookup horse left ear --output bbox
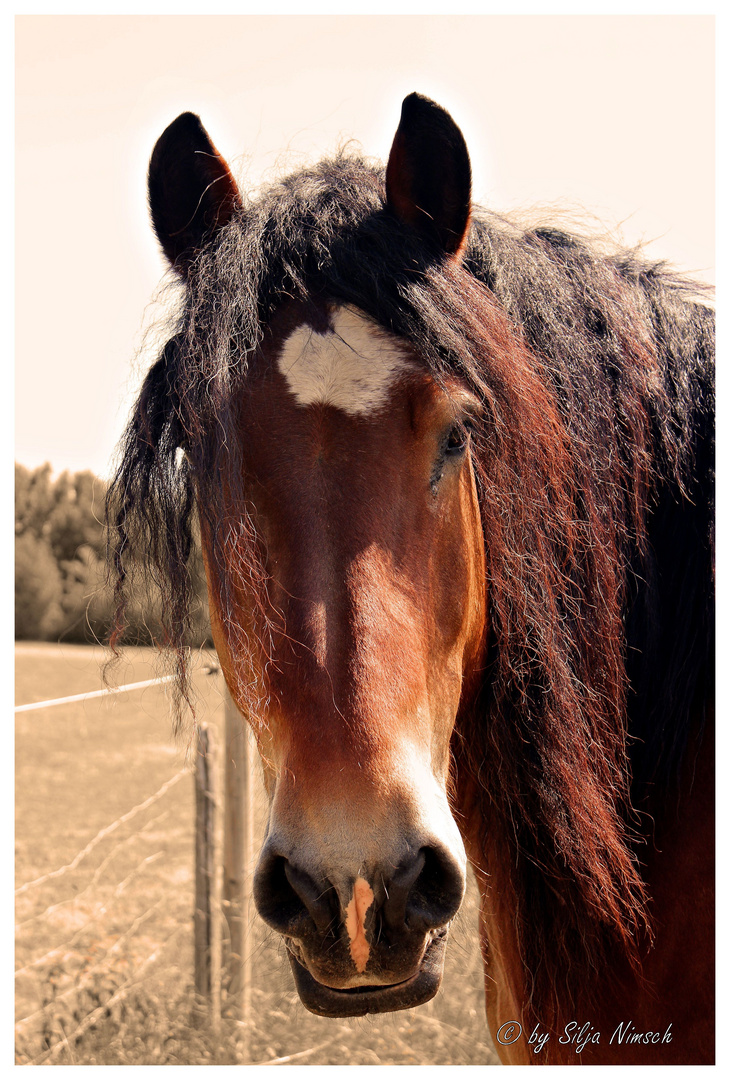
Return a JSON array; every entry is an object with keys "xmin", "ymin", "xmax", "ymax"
[
  {"xmin": 148, "ymin": 112, "xmax": 241, "ymax": 276},
  {"xmin": 386, "ymin": 93, "xmax": 471, "ymax": 257}
]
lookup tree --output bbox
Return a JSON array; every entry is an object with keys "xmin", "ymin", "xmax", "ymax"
[
  {"xmin": 15, "ymin": 462, "xmax": 212, "ymax": 646},
  {"xmin": 47, "ymin": 470, "xmax": 106, "ymax": 563},
  {"xmin": 15, "ymin": 532, "xmax": 64, "ymax": 640},
  {"xmin": 15, "ymin": 463, "xmax": 55, "ymax": 540}
]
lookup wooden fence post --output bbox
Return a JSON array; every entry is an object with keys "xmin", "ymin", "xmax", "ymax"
[
  {"xmin": 222, "ymin": 686, "xmax": 255, "ymax": 1057},
  {"xmin": 193, "ymin": 722, "xmax": 222, "ymax": 1032}
]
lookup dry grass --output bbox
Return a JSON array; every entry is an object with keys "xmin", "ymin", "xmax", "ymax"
[{"xmin": 15, "ymin": 643, "xmax": 498, "ymax": 1065}]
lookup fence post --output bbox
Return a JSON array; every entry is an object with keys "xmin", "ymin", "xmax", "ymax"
[
  {"xmin": 222, "ymin": 686, "xmax": 255, "ymax": 1056},
  {"xmin": 193, "ymin": 722, "xmax": 222, "ymax": 1032}
]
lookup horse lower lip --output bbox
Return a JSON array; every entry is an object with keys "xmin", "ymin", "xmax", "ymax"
[{"xmin": 286, "ymin": 932, "xmax": 448, "ymax": 1018}]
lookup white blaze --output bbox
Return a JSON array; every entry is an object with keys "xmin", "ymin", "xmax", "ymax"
[{"xmin": 276, "ymin": 307, "xmax": 411, "ymax": 415}]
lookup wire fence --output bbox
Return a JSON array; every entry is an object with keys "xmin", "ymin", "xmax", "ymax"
[
  {"xmin": 14, "ymin": 669, "xmax": 211, "ymax": 1065},
  {"xmin": 14, "ymin": 663, "xmax": 297, "ymax": 1066},
  {"xmin": 14, "ymin": 676, "xmax": 179, "ymax": 714},
  {"xmin": 15, "ymin": 770, "xmax": 187, "ymax": 899}
]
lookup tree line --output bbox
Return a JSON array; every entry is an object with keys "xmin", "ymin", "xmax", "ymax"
[{"xmin": 15, "ymin": 463, "xmax": 211, "ymax": 646}]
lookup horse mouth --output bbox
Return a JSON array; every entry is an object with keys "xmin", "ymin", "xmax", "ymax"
[{"xmin": 286, "ymin": 930, "xmax": 449, "ymax": 1018}]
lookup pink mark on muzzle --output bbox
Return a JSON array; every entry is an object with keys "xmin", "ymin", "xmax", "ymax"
[{"xmin": 345, "ymin": 877, "xmax": 375, "ymax": 973}]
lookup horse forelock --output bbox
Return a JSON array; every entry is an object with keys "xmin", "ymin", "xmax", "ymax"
[{"xmin": 107, "ymin": 151, "xmax": 714, "ymax": 1017}]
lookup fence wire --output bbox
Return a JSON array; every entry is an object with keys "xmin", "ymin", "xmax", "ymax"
[
  {"xmin": 15, "ymin": 666, "xmax": 207, "ymax": 1065},
  {"xmin": 14, "ymin": 675, "xmax": 179, "ymax": 714},
  {"xmin": 30, "ymin": 923, "xmax": 189, "ymax": 1065},
  {"xmin": 15, "ymin": 770, "xmax": 187, "ymax": 898}
]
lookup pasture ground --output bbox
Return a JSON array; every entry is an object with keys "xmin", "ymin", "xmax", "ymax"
[{"xmin": 15, "ymin": 643, "xmax": 499, "ymax": 1065}]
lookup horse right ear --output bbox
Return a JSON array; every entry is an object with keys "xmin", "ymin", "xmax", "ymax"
[
  {"xmin": 148, "ymin": 112, "xmax": 241, "ymax": 276},
  {"xmin": 386, "ymin": 93, "xmax": 472, "ymax": 257}
]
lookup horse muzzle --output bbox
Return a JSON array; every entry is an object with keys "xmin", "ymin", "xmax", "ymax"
[
  {"xmin": 286, "ymin": 927, "xmax": 450, "ymax": 1017},
  {"xmin": 253, "ymin": 834, "xmax": 466, "ymax": 1017}
]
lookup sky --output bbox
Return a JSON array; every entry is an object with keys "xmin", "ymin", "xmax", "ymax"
[{"xmin": 15, "ymin": 13, "xmax": 715, "ymax": 480}]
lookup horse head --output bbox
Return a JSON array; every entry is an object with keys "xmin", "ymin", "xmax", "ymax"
[{"xmin": 147, "ymin": 95, "xmax": 487, "ymax": 1016}]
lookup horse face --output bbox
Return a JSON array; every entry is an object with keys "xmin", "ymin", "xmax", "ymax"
[
  {"xmin": 205, "ymin": 300, "xmax": 487, "ymax": 1016},
  {"xmin": 148, "ymin": 92, "xmax": 480, "ymax": 1017}
]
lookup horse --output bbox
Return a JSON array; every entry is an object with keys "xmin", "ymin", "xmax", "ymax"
[{"xmin": 107, "ymin": 93, "xmax": 714, "ymax": 1065}]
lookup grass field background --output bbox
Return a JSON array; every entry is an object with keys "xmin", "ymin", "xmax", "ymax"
[{"xmin": 15, "ymin": 643, "xmax": 499, "ymax": 1065}]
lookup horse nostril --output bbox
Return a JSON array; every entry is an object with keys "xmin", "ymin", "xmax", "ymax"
[
  {"xmin": 283, "ymin": 861, "xmax": 338, "ymax": 934},
  {"xmin": 253, "ymin": 840, "xmax": 465, "ymax": 943},
  {"xmin": 385, "ymin": 845, "xmax": 465, "ymax": 934},
  {"xmin": 253, "ymin": 852, "xmax": 336, "ymax": 936}
]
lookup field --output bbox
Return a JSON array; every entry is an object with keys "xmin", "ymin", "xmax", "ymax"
[{"xmin": 15, "ymin": 643, "xmax": 499, "ymax": 1066}]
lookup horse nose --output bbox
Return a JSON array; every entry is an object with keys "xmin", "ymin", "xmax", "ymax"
[
  {"xmin": 381, "ymin": 845, "xmax": 465, "ymax": 933},
  {"xmin": 253, "ymin": 854, "xmax": 338, "ymax": 936},
  {"xmin": 253, "ymin": 840, "xmax": 466, "ymax": 942}
]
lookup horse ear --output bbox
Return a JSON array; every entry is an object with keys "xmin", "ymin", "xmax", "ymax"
[
  {"xmin": 148, "ymin": 112, "xmax": 241, "ymax": 275},
  {"xmin": 386, "ymin": 93, "xmax": 471, "ymax": 257}
]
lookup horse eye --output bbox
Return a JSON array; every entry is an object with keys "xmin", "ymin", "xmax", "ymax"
[{"xmin": 445, "ymin": 423, "xmax": 470, "ymax": 456}]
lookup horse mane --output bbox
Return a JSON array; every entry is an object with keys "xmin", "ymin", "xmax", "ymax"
[{"xmin": 107, "ymin": 152, "xmax": 714, "ymax": 1022}]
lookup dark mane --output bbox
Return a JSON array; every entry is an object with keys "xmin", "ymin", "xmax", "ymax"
[{"xmin": 107, "ymin": 152, "xmax": 714, "ymax": 1023}]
